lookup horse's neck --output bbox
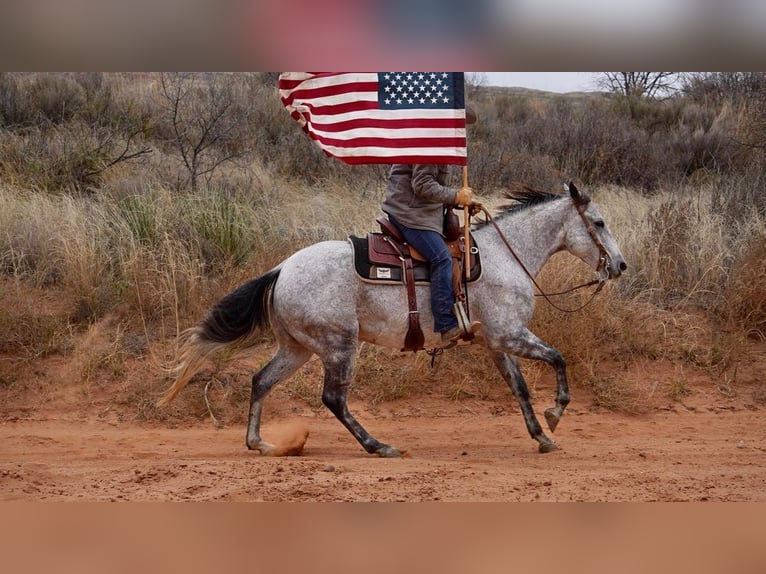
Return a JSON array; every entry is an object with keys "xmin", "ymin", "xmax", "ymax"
[{"xmin": 478, "ymin": 200, "xmax": 567, "ymax": 277}]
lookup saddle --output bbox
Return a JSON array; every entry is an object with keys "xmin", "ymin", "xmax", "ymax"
[{"xmin": 349, "ymin": 216, "xmax": 481, "ymax": 353}]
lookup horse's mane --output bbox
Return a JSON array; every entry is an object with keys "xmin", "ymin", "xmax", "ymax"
[
  {"xmin": 473, "ymin": 184, "xmax": 566, "ymax": 229},
  {"xmin": 498, "ymin": 184, "xmax": 563, "ymax": 214}
]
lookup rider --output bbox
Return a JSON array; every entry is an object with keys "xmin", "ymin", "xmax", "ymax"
[{"xmin": 380, "ymin": 107, "xmax": 479, "ymax": 344}]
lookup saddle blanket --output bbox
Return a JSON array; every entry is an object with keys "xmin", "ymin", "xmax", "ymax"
[{"xmin": 349, "ymin": 233, "xmax": 481, "ymax": 285}]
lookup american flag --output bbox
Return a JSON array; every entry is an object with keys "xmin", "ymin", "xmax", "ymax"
[{"xmin": 279, "ymin": 72, "xmax": 468, "ymax": 165}]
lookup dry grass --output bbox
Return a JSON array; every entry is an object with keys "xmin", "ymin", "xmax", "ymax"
[
  {"xmin": 2, "ymin": 175, "xmax": 764, "ymax": 418},
  {"xmin": 724, "ymin": 224, "xmax": 766, "ymax": 338},
  {"xmin": 0, "ymin": 279, "xmax": 74, "ymax": 359}
]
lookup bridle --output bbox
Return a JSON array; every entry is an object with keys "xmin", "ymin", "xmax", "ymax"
[
  {"xmin": 477, "ymin": 201, "xmax": 611, "ymax": 314},
  {"xmin": 574, "ymin": 200, "xmax": 611, "ymax": 279}
]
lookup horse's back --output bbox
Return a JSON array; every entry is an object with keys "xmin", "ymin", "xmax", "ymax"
[
  {"xmin": 280, "ymin": 239, "xmax": 352, "ymax": 275},
  {"xmin": 271, "ymin": 239, "xmax": 412, "ymax": 350},
  {"xmin": 271, "ymin": 240, "xmax": 358, "ymax": 328}
]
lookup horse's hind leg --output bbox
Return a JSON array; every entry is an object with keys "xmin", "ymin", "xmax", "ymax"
[
  {"xmin": 246, "ymin": 343, "xmax": 312, "ymax": 454},
  {"xmin": 320, "ymin": 347, "xmax": 401, "ymax": 458},
  {"xmin": 491, "ymin": 352, "xmax": 558, "ymax": 453}
]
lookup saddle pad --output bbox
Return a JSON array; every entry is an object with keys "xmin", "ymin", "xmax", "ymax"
[{"xmin": 349, "ymin": 234, "xmax": 481, "ymax": 284}]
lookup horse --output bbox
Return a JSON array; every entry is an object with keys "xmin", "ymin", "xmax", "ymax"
[{"xmin": 158, "ymin": 183, "xmax": 627, "ymax": 456}]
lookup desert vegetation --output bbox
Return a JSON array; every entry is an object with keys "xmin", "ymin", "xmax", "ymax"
[{"xmin": 0, "ymin": 72, "xmax": 764, "ymax": 421}]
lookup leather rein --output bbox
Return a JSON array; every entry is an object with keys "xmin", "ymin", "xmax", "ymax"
[{"xmin": 476, "ymin": 203, "xmax": 610, "ymax": 314}]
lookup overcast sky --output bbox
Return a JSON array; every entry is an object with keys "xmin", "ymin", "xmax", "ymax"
[{"xmin": 483, "ymin": 72, "xmax": 600, "ymax": 93}]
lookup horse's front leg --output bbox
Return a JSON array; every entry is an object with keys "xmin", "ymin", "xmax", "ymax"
[
  {"xmin": 491, "ymin": 351, "xmax": 558, "ymax": 453},
  {"xmin": 492, "ymin": 328, "xmax": 570, "ymax": 434}
]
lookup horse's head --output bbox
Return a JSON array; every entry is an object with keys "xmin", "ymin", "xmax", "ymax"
[{"xmin": 564, "ymin": 183, "xmax": 627, "ymax": 280}]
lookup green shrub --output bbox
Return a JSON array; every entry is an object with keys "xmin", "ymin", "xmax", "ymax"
[{"xmin": 181, "ymin": 190, "xmax": 255, "ymax": 270}]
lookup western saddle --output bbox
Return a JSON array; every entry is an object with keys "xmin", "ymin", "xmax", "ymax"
[{"xmin": 355, "ymin": 214, "xmax": 479, "ymax": 352}]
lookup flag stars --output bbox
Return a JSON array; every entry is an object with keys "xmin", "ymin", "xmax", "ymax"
[{"xmin": 378, "ymin": 72, "xmax": 458, "ymax": 111}]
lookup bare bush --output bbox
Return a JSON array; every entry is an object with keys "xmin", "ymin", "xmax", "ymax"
[
  {"xmin": 0, "ymin": 73, "xmax": 152, "ymax": 192},
  {"xmin": 157, "ymin": 73, "xmax": 254, "ymax": 191},
  {"xmin": 599, "ymin": 72, "xmax": 679, "ymax": 99},
  {"xmin": 18, "ymin": 73, "xmax": 87, "ymax": 125}
]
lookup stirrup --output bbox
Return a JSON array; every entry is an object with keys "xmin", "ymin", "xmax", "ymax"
[{"xmin": 453, "ymin": 301, "xmax": 481, "ymax": 337}]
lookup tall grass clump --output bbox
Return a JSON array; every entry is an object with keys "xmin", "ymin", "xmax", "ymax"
[
  {"xmin": 723, "ymin": 218, "xmax": 766, "ymax": 338},
  {"xmin": 0, "ymin": 187, "xmax": 61, "ymax": 283},
  {"xmin": 0, "ymin": 187, "xmax": 122, "ymax": 322},
  {"xmin": 599, "ymin": 186, "xmax": 731, "ymax": 312},
  {"xmin": 591, "ymin": 184, "xmax": 765, "ymax": 334},
  {"xmin": 114, "ymin": 192, "xmax": 164, "ymax": 247},
  {"xmin": 180, "ymin": 189, "xmax": 255, "ymax": 271},
  {"xmin": 103, "ymin": 186, "xmax": 216, "ymax": 332}
]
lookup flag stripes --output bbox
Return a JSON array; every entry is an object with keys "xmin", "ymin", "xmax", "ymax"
[{"xmin": 279, "ymin": 72, "xmax": 468, "ymax": 165}]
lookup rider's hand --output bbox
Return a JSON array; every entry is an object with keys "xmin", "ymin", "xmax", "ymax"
[{"xmin": 454, "ymin": 186, "xmax": 473, "ymax": 206}]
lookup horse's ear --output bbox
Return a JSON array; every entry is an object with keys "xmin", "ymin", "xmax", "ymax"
[
  {"xmin": 568, "ymin": 181, "xmax": 589, "ymax": 205},
  {"xmin": 568, "ymin": 181, "xmax": 580, "ymax": 199}
]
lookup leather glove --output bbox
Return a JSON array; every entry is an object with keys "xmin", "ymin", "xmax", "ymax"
[
  {"xmin": 454, "ymin": 186, "xmax": 473, "ymax": 206},
  {"xmin": 468, "ymin": 202, "xmax": 483, "ymax": 217}
]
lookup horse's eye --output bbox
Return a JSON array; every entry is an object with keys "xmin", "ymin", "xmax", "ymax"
[{"xmin": 594, "ymin": 220, "xmax": 605, "ymax": 228}]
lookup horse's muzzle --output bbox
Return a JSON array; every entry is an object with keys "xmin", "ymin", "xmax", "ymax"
[{"xmin": 608, "ymin": 259, "xmax": 628, "ymax": 279}]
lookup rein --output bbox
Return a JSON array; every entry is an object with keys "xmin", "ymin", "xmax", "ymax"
[{"xmin": 478, "ymin": 204, "xmax": 608, "ymax": 314}]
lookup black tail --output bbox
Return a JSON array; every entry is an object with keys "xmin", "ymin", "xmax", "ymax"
[
  {"xmin": 157, "ymin": 267, "xmax": 281, "ymax": 407},
  {"xmin": 201, "ymin": 267, "xmax": 281, "ymax": 344}
]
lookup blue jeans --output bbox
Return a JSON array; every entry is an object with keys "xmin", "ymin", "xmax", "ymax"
[{"xmin": 388, "ymin": 215, "xmax": 457, "ymax": 333}]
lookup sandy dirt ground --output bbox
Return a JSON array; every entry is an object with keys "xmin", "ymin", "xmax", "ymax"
[
  {"xmin": 2, "ymin": 385, "xmax": 765, "ymax": 501},
  {"xmin": 2, "ymin": 275, "xmax": 765, "ymax": 502}
]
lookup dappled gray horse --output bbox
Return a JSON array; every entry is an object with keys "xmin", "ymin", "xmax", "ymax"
[{"xmin": 158, "ymin": 183, "xmax": 627, "ymax": 456}]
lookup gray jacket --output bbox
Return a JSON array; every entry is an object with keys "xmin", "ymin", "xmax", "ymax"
[{"xmin": 381, "ymin": 164, "xmax": 458, "ymax": 234}]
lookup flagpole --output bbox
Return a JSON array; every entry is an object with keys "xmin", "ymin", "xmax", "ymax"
[{"xmin": 462, "ymin": 165, "xmax": 471, "ymax": 281}]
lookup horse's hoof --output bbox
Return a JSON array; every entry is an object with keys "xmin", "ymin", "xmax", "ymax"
[
  {"xmin": 376, "ymin": 445, "xmax": 403, "ymax": 458},
  {"xmin": 544, "ymin": 408, "xmax": 560, "ymax": 433},
  {"xmin": 538, "ymin": 441, "xmax": 559, "ymax": 454},
  {"xmin": 248, "ymin": 441, "xmax": 275, "ymax": 456}
]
